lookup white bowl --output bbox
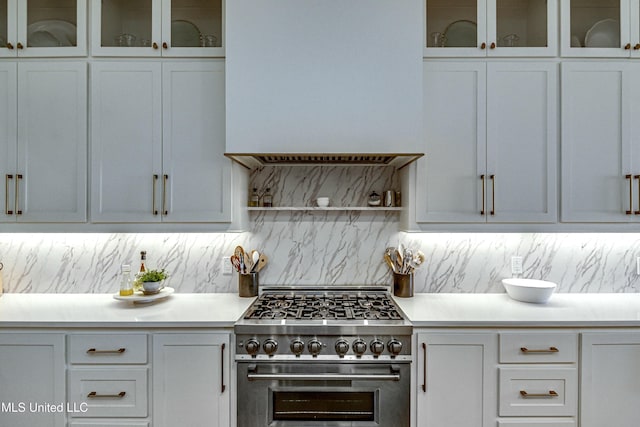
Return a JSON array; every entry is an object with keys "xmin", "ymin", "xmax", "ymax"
[
  {"xmin": 501, "ymin": 278, "xmax": 557, "ymax": 304},
  {"xmin": 316, "ymin": 197, "xmax": 330, "ymax": 207},
  {"xmin": 142, "ymin": 280, "xmax": 164, "ymax": 294}
]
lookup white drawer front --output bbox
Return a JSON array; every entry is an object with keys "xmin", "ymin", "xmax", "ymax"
[
  {"xmin": 69, "ymin": 334, "xmax": 148, "ymax": 364},
  {"xmin": 499, "ymin": 367, "xmax": 577, "ymax": 417},
  {"xmin": 499, "ymin": 333, "xmax": 577, "ymax": 363},
  {"xmin": 497, "ymin": 420, "xmax": 576, "ymax": 427},
  {"xmin": 68, "ymin": 368, "xmax": 148, "ymax": 418}
]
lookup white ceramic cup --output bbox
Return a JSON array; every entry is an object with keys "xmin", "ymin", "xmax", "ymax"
[{"xmin": 316, "ymin": 197, "xmax": 330, "ymax": 207}]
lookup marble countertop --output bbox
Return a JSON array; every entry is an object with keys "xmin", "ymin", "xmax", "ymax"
[
  {"xmin": 393, "ymin": 293, "xmax": 640, "ymax": 327},
  {"xmin": 0, "ymin": 292, "xmax": 639, "ymax": 328},
  {"xmin": 0, "ymin": 293, "xmax": 256, "ymax": 328}
]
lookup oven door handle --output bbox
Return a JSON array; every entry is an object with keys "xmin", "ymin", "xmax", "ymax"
[{"xmin": 247, "ymin": 373, "xmax": 401, "ymax": 381}]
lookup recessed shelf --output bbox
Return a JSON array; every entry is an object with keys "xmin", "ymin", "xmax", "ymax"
[{"xmin": 247, "ymin": 207, "xmax": 403, "ymax": 212}]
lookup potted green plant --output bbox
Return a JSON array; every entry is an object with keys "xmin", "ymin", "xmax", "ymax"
[{"xmin": 135, "ymin": 269, "xmax": 168, "ymax": 294}]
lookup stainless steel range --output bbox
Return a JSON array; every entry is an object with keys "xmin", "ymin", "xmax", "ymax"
[{"xmin": 235, "ymin": 287, "xmax": 412, "ymax": 427}]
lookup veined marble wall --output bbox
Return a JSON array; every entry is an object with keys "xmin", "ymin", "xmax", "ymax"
[
  {"xmin": 0, "ymin": 166, "xmax": 639, "ymax": 294},
  {"xmin": 1, "ymin": 231, "xmax": 640, "ymax": 294}
]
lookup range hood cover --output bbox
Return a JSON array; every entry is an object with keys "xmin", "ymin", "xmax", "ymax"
[{"xmin": 225, "ymin": 0, "xmax": 423, "ymax": 164}]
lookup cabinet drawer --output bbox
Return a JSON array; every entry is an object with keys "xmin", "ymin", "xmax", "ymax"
[
  {"xmin": 499, "ymin": 367, "xmax": 577, "ymax": 417},
  {"xmin": 69, "ymin": 334, "xmax": 148, "ymax": 364},
  {"xmin": 499, "ymin": 333, "xmax": 577, "ymax": 363},
  {"xmin": 68, "ymin": 368, "xmax": 148, "ymax": 417},
  {"xmin": 497, "ymin": 420, "xmax": 576, "ymax": 427}
]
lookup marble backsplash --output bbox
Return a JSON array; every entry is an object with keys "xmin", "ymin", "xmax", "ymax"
[
  {"xmin": 0, "ymin": 165, "xmax": 639, "ymax": 294},
  {"xmin": 1, "ymin": 230, "xmax": 640, "ymax": 294}
]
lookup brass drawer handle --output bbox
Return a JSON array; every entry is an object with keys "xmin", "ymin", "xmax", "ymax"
[
  {"xmin": 490, "ymin": 42, "xmax": 496, "ymax": 49},
  {"xmin": 152, "ymin": 174, "xmax": 159, "ymax": 215},
  {"xmin": 635, "ymin": 175, "xmax": 640, "ymax": 214},
  {"xmin": 634, "ymin": 43, "xmax": 640, "ymax": 50},
  {"xmin": 162, "ymin": 174, "xmax": 169, "ymax": 215},
  {"xmin": 480, "ymin": 42, "xmax": 486, "ymax": 49},
  {"xmin": 627, "ymin": 174, "xmax": 633, "ymax": 214},
  {"xmin": 16, "ymin": 42, "xmax": 24, "ymax": 50},
  {"xmin": 162, "ymin": 42, "xmax": 168, "ymax": 49},
  {"xmin": 625, "ymin": 43, "xmax": 631, "ymax": 50},
  {"xmin": 87, "ymin": 391, "xmax": 126, "ymax": 398},
  {"xmin": 520, "ymin": 390, "xmax": 558, "ymax": 398},
  {"xmin": 490, "ymin": 174, "xmax": 495, "ymax": 215},
  {"xmin": 86, "ymin": 347, "xmax": 126, "ymax": 354},
  {"xmin": 480, "ymin": 175, "xmax": 486, "ymax": 215},
  {"xmin": 15, "ymin": 174, "xmax": 22, "ymax": 215},
  {"xmin": 153, "ymin": 42, "xmax": 159, "ymax": 49},
  {"xmin": 520, "ymin": 346, "xmax": 559, "ymax": 353},
  {"xmin": 5, "ymin": 174, "xmax": 13, "ymax": 215},
  {"xmin": 7, "ymin": 42, "xmax": 14, "ymax": 50}
]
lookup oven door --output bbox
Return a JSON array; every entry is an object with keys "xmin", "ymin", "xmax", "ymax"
[{"xmin": 237, "ymin": 362, "xmax": 410, "ymax": 427}]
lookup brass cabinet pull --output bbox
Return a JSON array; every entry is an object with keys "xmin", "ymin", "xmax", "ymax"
[
  {"xmin": 152, "ymin": 174, "xmax": 159, "ymax": 215},
  {"xmin": 16, "ymin": 42, "xmax": 23, "ymax": 49},
  {"xmin": 87, "ymin": 391, "xmax": 126, "ymax": 398},
  {"xmin": 625, "ymin": 43, "xmax": 631, "ymax": 50},
  {"xmin": 162, "ymin": 174, "xmax": 169, "ymax": 215},
  {"xmin": 221, "ymin": 343, "xmax": 226, "ymax": 393},
  {"xmin": 421, "ymin": 342, "xmax": 427, "ymax": 392},
  {"xmin": 480, "ymin": 175, "xmax": 486, "ymax": 215},
  {"xmin": 520, "ymin": 346, "xmax": 559, "ymax": 353},
  {"xmin": 635, "ymin": 43, "xmax": 640, "ymax": 50},
  {"xmin": 5, "ymin": 174, "xmax": 13, "ymax": 215},
  {"xmin": 490, "ymin": 174, "xmax": 495, "ymax": 215},
  {"xmin": 86, "ymin": 347, "xmax": 126, "ymax": 354},
  {"xmin": 15, "ymin": 174, "xmax": 22, "ymax": 215},
  {"xmin": 6, "ymin": 42, "xmax": 13, "ymax": 50},
  {"xmin": 480, "ymin": 42, "xmax": 486, "ymax": 49},
  {"xmin": 520, "ymin": 390, "xmax": 558, "ymax": 398},
  {"xmin": 635, "ymin": 175, "xmax": 640, "ymax": 214},
  {"xmin": 490, "ymin": 42, "xmax": 496, "ymax": 49},
  {"xmin": 152, "ymin": 42, "xmax": 159, "ymax": 49},
  {"xmin": 162, "ymin": 42, "xmax": 168, "ymax": 49},
  {"xmin": 627, "ymin": 174, "xmax": 633, "ymax": 214}
]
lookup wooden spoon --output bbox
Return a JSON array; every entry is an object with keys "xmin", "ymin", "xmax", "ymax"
[{"xmin": 254, "ymin": 254, "xmax": 268, "ymax": 272}]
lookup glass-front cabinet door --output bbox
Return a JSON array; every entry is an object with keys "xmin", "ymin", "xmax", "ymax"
[
  {"xmin": 424, "ymin": 0, "xmax": 557, "ymax": 57},
  {"xmin": 0, "ymin": 0, "xmax": 86, "ymax": 57},
  {"xmin": 561, "ymin": 0, "xmax": 638, "ymax": 57},
  {"xmin": 91, "ymin": 0, "xmax": 223, "ymax": 57}
]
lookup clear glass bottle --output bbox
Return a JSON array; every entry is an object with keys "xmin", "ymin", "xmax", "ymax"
[
  {"xmin": 119, "ymin": 264, "xmax": 133, "ymax": 296},
  {"xmin": 249, "ymin": 187, "xmax": 259, "ymax": 207},
  {"xmin": 262, "ymin": 188, "xmax": 273, "ymax": 207}
]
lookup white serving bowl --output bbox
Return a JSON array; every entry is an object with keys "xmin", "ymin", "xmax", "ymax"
[
  {"xmin": 501, "ymin": 278, "xmax": 557, "ymax": 304},
  {"xmin": 142, "ymin": 280, "xmax": 164, "ymax": 294},
  {"xmin": 316, "ymin": 197, "xmax": 330, "ymax": 207}
]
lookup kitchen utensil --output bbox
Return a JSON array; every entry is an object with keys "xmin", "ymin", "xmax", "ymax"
[
  {"xmin": 394, "ymin": 248, "xmax": 404, "ymax": 273},
  {"xmin": 383, "ymin": 252, "xmax": 396, "ymax": 272},
  {"xmin": 234, "ymin": 246, "xmax": 246, "ymax": 273},
  {"xmin": 230, "ymin": 255, "xmax": 241, "ymax": 272},
  {"xmin": 239, "ymin": 272, "xmax": 259, "ymax": 297},
  {"xmin": 254, "ymin": 254, "xmax": 268, "ymax": 272},
  {"xmin": 251, "ymin": 250, "xmax": 260, "ymax": 272},
  {"xmin": 402, "ymin": 248, "xmax": 413, "ymax": 274}
]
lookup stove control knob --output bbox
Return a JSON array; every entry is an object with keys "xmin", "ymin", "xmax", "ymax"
[
  {"xmin": 353, "ymin": 339, "xmax": 367, "ymax": 356},
  {"xmin": 290, "ymin": 339, "xmax": 305, "ymax": 355},
  {"xmin": 370, "ymin": 339, "xmax": 385, "ymax": 356},
  {"xmin": 308, "ymin": 339, "xmax": 323, "ymax": 356},
  {"xmin": 335, "ymin": 339, "xmax": 350, "ymax": 357},
  {"xmin": 387, "ymin": 339, "xmax": 403, "ymax": 356},
  {"xmin": 245, "ymin": 339, "xmax": 260, "ymax": 356},
  {"xmin": 263, "ymin": 339, "xmax": 278, "ymax": 356}
]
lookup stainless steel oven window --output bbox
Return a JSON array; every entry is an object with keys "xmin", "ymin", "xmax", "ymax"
[{"xmin": 272, "ymin": 391, "xmax": 376, "ymax": 421}]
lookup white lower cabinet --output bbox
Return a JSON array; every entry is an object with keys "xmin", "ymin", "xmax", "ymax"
[
  {"xmin": 415, "ymin": 331, "xmax": 498, "ymax": 427},
  {"xmin": 0, "ymin": 332, "xmax": 66, "ymax": 427},
  {"xmin": 581, "ymin": 331, "xmax": 640, "ymax": 427},
  {"xmin": 152, "ymin": 332, "xmax": 230, "ymax": 427}
]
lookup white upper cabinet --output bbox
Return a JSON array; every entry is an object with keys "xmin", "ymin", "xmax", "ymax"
[
  {"xmin": 1, "ymin": 62, "xmax": 87, "ymax": 223},
  {"xmin": 424, "ymin": 0, "xmax": 558, "ymax": 57},
  {"xmin": 561, "ymin": 0, "xmax": 640, "ymax": 57},
  {"xmin": 90, "ymin": 0, "xmax": 224, "ymax": 57},
  {"xmin": 0, "ymin": 0, "xmax": 86, "ymax": 57},
  {"xmin": 561, "ymin": 61, "xmax": 640, "ymax": 222},
  {"xmin": 91, "ymin": 61, "xmax": 230, "ymax": 223},
  {"xmin": 418, "ymin": 61, "xmax": 558, "ymax": 223}
]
